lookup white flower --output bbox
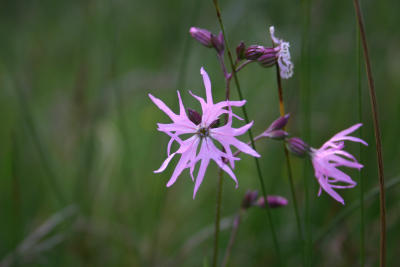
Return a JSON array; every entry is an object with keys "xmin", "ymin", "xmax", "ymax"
[{"xmin": 269, "ymin": 26, "xmax": 294, "ymax": 79}]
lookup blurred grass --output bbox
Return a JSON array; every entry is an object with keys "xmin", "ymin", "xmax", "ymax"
[{"xmin": 0, "ymin": 0, "xmax": 399, "ymax": 266}]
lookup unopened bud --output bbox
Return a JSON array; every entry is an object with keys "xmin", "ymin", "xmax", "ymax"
[
  {"xmin": 261, "ymin": 114, "xmax": 290, "ymax": 140},
  {"xmin": 187, "ymin": 108, "xmax": 202, "ymax": 125},
  {"xmin": 211, "ymin": 31, "xmax": 224, "ymax": 54},
  {"xmin": 241, "ymin": 190, "xmax": 258, "ymax": 209},
  {"xmin": 286, "ymin": 137, "xmax": 309, "ymax": 157},
  {"xmin": 257, "ymin": 48, "xmax": 278, "ymax": 68},
  {"xmin": 236, "ymin": 41, "xmax": 246, "ymax": 61},
  {"xmin": 209, "ymin": 118, "xmax": 220, "ymax": 128},
  {"xmin": 244, "ymin": 45, "xmax": 265, "ymax": 60},
  {"xmin": 257, "ymin": 195, "xmax": 288, "ymax": 208},
  {"xmin": 267, "ymin": 114, "xmax": 290, "ymax": 132},
  {"xmin": 264, "ymin": 130, "xmax": 288, "ymax": 140},
  {"xmin": 189, "ymin": 27, "xmax": 213, "ymax": 48}
]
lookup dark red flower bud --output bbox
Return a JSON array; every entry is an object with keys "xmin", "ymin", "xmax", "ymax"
[
  {"xmin": 257, "ymin": 48, "xmax": 278, "ymax": 68},
  {"xmin": 187, "ymin": 108, "xmax": 202, "ymax": 125},
  {"xmin": 236, "ymin": 41, "xmax": 246, "ymax": 61},
  {"xmin": 241, "ymin": 190, "xmax": 258, "ymax": 209},
  {"xmin": 286, "ymin": 137, "xmax": 310, "ymax": 157},
  {"xmin": 244, "ymin": 45, "xmax": 265, "ymax": 60},
  {"xmin": 261, "ymin": 114, "xmax": 290, "ymax": 140},
  {"xmin": 256, "ymin": 195, "xmax": 288, "ymax": 208},
  {"xmin": 267, "ymin": 114, "xmax": 290, "ymax": 132},
  {"xmin": 209, "ymin": 118, "xmax": 220, "ymax": 128}
]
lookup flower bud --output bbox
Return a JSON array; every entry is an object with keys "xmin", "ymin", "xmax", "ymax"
[
  {"xmin": 257, "ymin": 48, "xmax": 278, "ymax": 68},
  {"xmin": 187, "ymin": 108, "xmax": 202, "ymax": 125},
  {"xmin": 241, "ymin": 190, "xmax": 258, "ymax": 209},
  {"xmin": 189, "ymin": 27, "xmax": 213, "ymax": 48},
  {"xmin": 209, "ymin": 118, "xmax": 220, "ymax": 128},
  {"xmin": 267, "ymin": 114, "xmax": 290, "ymax": 132},
  {"xmin": 236, "ymin": 41, "xmax": 246, "ymax": 61},
  {"xmin": 264, "ymin": 130, "xmax": 288, "ymax": 140},
  {"xmin": 211, "ymin": 31, "xmax": 224, "ymax": 54},
  {"xmin": 260, "ymin": 114, "xmax": 290, "ymax": 140},
  {"xmin": 244, "ymin": 45, "xmax": 265, "ymax": 60},
  {"xmin": 286, "ymin": 137, "xmax": 309, "ymax": 157},
  {"xmin": 256, "ymin": 195, "xmax": 288, "ymax": 208}
]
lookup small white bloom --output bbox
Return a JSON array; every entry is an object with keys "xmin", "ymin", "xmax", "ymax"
[{"xmin": 269, "ymin": 26, "xmax": 294, "ymax": 79}]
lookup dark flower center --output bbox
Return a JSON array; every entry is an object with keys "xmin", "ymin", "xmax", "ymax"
[
  {"xmin": 188, "ymin": 107, "xmax": 220, "ymax": 140},
  {"xmin": 197, "ymin": 127, "xmax": 209, "ymax": 138}
]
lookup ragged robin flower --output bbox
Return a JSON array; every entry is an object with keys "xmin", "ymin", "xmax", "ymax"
[
  {"xmin": 286, "ymin": 124, "xmax": 367, "ymax": 204},
  {"xmin": 310, "ymin": 123, "xmax": 367, "ymax": 204},
  {"xmin": 149, "ymin": 67, "xmax": 260, "ymax": 198}
]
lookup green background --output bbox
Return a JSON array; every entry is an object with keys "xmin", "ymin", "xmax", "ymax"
[{"xmin": 0, "ymin": 0, "xmax": 399, "ymax": 266}]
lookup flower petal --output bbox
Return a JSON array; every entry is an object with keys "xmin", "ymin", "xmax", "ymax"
[
  {"xmin": 200, "ymin": 67, "xmax": 213, "ymax": 104},
  {"xmin": 154, "ymin": 153, "xmax": 176, "ymax": 173},
  {"xmin": 193, "ymin": 157, "xmax": 210, "ymax": 199},
  {"xmin": 166, "ymin": 136, "xmax": 199, "ymax": 187},
  {"xmin": 317, "ymin": 177, "xmax": 345, "ymax": 205},
  {"xmin": 149, "ymin": 93, "xmax": 178, "ymax": 121}
]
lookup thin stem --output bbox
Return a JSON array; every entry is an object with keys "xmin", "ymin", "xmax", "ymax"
[
  {"xmin": 356, "ymin": 22, "xmax": 365, "ymax": 267},
  {"xmin": 300, "ymin": 0, "xmax": 312, "ymax": 265},
  {"xmin": 222, "ymin": 211, "xmax": 243, "ymax": 267},
  {"xmin": 274, "ymin": 66, "xmax": 286, "ymax": 116},
  {"xmin": 235, "ymin": 60, "xmax": 253, "ymax": 73},
  {"xmin": 275, "ymin": 60, "xmax": 305, "ymax": 265},
  {"xmin": 352, "ymin": 1, "xmax": 386, "ymax": 266},
  {"xmin": 212, "ymin": 35, "xmax": 234, "ymax": 267},
  {"xmin": 211, "ymin": 0, "xmax": 282, "ymax": 264},
  {"xmin": 212, "ymin": 169, "xmax": 224, "ymax": 267},
  {"xmin": 217, "ymin": 52, "xmax": 229, "ymax": 79}
]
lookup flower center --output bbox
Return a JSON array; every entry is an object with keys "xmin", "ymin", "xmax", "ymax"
[{"xmin": 197, "ymin": 127, "xmax": 209, "ymax": 138}]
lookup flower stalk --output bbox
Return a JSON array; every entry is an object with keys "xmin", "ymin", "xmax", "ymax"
[
  {"xmin": 222, "ymin": 191, "xmax": 288, "ymax": 267},
  {"xmin": 273, "ymin": 39, "xmax": 305, "ymax": 264},
  {"xmin": 352, "ymin": 0, "xmax": 386, "ymax": 265},
  {"xmin": 211, "ymin": 0, "xmax": 282, "ymax": 265}
]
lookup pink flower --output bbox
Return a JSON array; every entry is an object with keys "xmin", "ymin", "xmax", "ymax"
[
  {"xmin": 149, "ymin": 67, "xmax": 260, "ymax": 198},
  {"xmin": 310, "ymin": 123, "xmax": 368, "ymax": 204}
]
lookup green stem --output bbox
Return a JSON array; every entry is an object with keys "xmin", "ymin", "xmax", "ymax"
[
  {"xmin": 352, "ymin": 1, "xmax": 386, "ymax": 266},
  {"xmin": 212, "ymin": 170, "xmax": 224, "ymax": 267},
  {"xmin": 300, "ymin": 0, "xmax": 312, "ymax": 265},
  {"xmin": 356, "ymin": 21, "xmax": 365, "ymax": 267},
  {"xmin": 274, "ymin": 61, "xmax": 305, "ymax": 265},
  {"xmin": 211, "ymin": 0, "xmax": 282, "ymax": 265},
  {"xmin": 222, "ymin": 210, "xmax": 243, "ymax": 267}
]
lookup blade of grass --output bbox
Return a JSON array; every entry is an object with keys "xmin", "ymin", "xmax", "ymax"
[
  {"xmin": 274, "ymin": 58, "xmax": 304, "ymax": 265},
  {"xmin": 300, "ymin": 0, "xmax": 312, "ymax": 265},
  {"xmin": 212, "ymin": 169, "xmax": 224, "ymax": 267},
  {"xmin": 356, "ymin": 21, "xmax": 365, "ymax": 267},
  {"xmin": 352, "ymin": 1, "xmax": 386, "ymax": 266}
]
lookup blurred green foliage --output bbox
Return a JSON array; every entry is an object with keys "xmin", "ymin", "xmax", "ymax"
[{"xmin": 0, "ymin": 0, "xmax": 399, "ymax": 266}]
